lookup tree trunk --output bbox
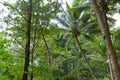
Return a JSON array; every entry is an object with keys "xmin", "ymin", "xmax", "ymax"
[
  {"xmin": 22, "ymin": 0, "xmax": 32, "ymax": 80},
  {"xmin": 75, "ymin": 36, "xmax": 97, "ymax": 80},
  {"xmin": 30, "ymin": 12, "xmax": 38, "ymax": 80},
  {"xmin": 108, "ymin": 53, "xmax": 114, "ymax": 80},
  {"xmin": 90, "ymin": 0, "xmax": 120, "ymax": 80},
  {"xmin": 42, "ymin": 34, "xmax": 51, "ymax": 65}
]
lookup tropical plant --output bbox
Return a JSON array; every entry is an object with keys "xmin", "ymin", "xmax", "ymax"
[
  {"xmin": 90, "ymin": 0, "xmax": 120, "ymax": 79},
  {"xmin": 55, "ymin": 0, "xmax": 101, "ymax": 79}
]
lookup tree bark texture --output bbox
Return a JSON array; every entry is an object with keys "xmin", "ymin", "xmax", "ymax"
[
  {"xmin": 90, "ymin": 0, "xmax": 120, "ymax": 80},
  {"xmin": 22, "ymin": 0, "xmax": 32, "ymax": 80}
]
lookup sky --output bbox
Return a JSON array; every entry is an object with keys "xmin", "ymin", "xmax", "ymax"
[
  {"xmin": 0, "ymin": 0, "xmax": 120, "ymax": 28},
  {"xmin": 113, "ymin": 13, "xmax": 120, "ymax": 27}
]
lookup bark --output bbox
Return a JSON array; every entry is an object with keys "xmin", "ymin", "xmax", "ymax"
[
  {"xmin": 90, "ymin": 0, "xmax": 120, "ymax": 80},
  {"xmin": 108, "ymin": 53, "xmax": 114, "ymax": 80},
  {"xmin": 75, "ymin": 37, "xmax": 97, "ymax": 80},
  {"xmin": 22, "ymin": 0, "xmax": 32, "ymax": 80}
]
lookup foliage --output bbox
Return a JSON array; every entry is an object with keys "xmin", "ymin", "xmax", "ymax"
[{"xmin": 0, "ymin": 0, "xmax": 120, "ymax": 80}]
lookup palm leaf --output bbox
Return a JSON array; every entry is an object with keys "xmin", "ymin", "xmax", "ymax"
[
  {"xmin": 66, "ymin": 2, "xmax": 70, "ymax": 10},
  {"xmin": 82, "ymin": 33, "xmax": 94, "ymax": 41},
  {"xmin": 72, "ymin": 0, "xmax": 81, "ymax": 7},
  {"xmin": 71, "ymin": 2, "xmax": 91, "ymax": 13},
  {"xmin": 107, "ymin": 16, "xmax": 116, "ymax": 26},
  {"xmin": 80, "ymin": 13, "xmax": 91, "ymax": 22},
  {"xmin": 55, "ymin": 16, "xmax": 70, "ymax": 28}
]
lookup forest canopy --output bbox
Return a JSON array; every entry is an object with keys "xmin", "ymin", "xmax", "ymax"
[{"xmin": 0, "ymin": 0, "xmax": 120, "ymax": 80}]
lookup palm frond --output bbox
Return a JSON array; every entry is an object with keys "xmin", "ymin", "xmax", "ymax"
[
  {"xmin": 71, "ymin": 2, "xmax": 91, "ymax": 13},
  {"xmin": 107, "ymin": 16, "xmax": 116, "ymax": 26},
  {"xmin": 82, "ymin": 33, "xmax": 94, "ymax": 41},
  {"xmin": 66, "ymin": 2, "xmax": 70, "ymax": 10},
  {"xmin": 72, "ymin": 0, "xmax": 81, "ymax": 7},
  {"xmin": 80, "ymin": 13, "xmax": 91, "ymax": 22},
  {"xmin": 55, "ymin": 16, "xmax": 70, "ymax": 28},
  {"xmin": 66, "ymin": 36, "xmax": 73, "ymax": 51}
]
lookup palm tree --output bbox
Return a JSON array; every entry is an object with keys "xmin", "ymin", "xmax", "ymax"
[
  {"xmin": 90, "ymin": 0, "xmax": 120, "ymax": 80},
  {"xmin": 56, "ymin": 0, "xmax": 99, "ymax": 79}
]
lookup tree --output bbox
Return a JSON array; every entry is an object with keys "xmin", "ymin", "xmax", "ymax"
[
  {"xmin": 90, "ymin": 0, "xmax": 120, "ymax": 80},
  {"xmin": 56, "ymin": 0, "xmax": 100, "ymax": 79},
  {"xmin": 22, "ymin": 0, "xmax": 32, "ymax": 80},
  {"xmin": 1, "ymin": 0, "xmax": 120, "ymax": 79},
  {"xmin": 3, "ymin": 0, "xmax": 61, "ymax": 79}
]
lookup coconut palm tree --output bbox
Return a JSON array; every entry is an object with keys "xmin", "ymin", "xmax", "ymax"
[
  {"xmin": 90, "ymin": 0, "xmax": 120, "ymax": 80},
  {"xmin": 56, "ymin": 0, "xmax": 100, "ymax": 79}
]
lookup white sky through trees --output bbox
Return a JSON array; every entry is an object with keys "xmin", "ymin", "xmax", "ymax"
[
  {"xmin": 0, "ymin": 0, "xmax": 120, "ymax": 28},
  {"xmin": 113, "ymin": 13, "xmax": 120, "ymax": 27}
]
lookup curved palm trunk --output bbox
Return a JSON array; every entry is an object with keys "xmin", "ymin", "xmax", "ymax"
[
  {"xmin": 90, "ymin": 0, "xmax": 120, "ymax": 80},
  {"xmin": 75, "ymin": 36, "xmax": 97, "ymax": 80},
  {"xmin": 22, "ymin": 0, "xmax": 32, "ymax": 80}
]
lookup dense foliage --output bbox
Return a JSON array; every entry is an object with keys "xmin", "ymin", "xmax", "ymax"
[{"xmin": 0, "ymin": 0, "xmax": 120, "ymax": 80}]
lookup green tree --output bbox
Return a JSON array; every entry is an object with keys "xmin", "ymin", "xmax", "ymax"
[
  {"xmin": 3, "ymin": 0, "xmax": 60, "ymax": 79},
  {"xmin": 22, "ymin": 0, "xmax": 32, "ymax": 79},
  {"xmin": 90, "ymin": 0, "xmax": 120, "ymax": 80},
  {"xmin": 56, "ymin": 0, "xmax": 100, "ymax": 79}
]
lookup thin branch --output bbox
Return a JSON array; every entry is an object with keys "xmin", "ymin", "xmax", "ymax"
[
  {"xmin": 42, "ymin": 34, "xmax": 51, "ymax": 65},
  {"xmin": 15, "ymin": 8, "xmax": 27, "ymax": 21},
  {"xmin": 13, "ymin": 36, "xmax": 25, "ymax": 49},
  {"xmin": 3, "ymin": 2, "xmax": 27, "ymax": 21}
]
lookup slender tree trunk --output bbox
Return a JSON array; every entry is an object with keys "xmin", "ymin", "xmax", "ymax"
[
  {"xmin": 90, "ymin": 0, "xmax": 120, "ymax": 80},
  {"xmin": 30, "ymin": 13, "xmax": 38, "ymax": 80},
  {"xmin": 40, "ymin": 22, "xmax": 51, "ymax": 80},
  {"xmin": 75, "ymin": 37, "xmax": 97, "ymax": 80},
  {"xmin": 22, "ymin": 0, "xmax": 32, "ymax": 80},
  {"xmin": 42, "ymin": 34, "xmax": 51, "ymax": 65}
]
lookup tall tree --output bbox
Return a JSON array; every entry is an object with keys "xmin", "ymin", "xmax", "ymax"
[
  {"xmin": 56, "ymin": 0, "xmax": 99, "ymax": 79},
  {"xmin": 22, "ymin": 0, "xmax": 32, "ymax": 79},
  {"xmin": 90, "ymin": 0, "xmax": 120, "ymax": 80}
]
